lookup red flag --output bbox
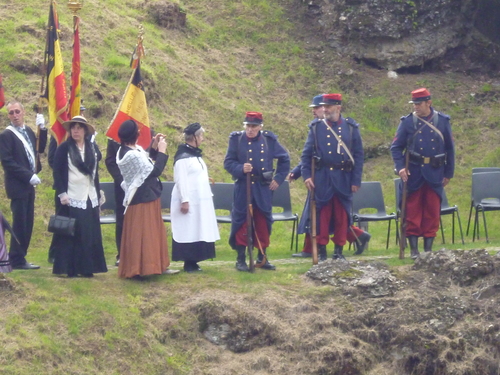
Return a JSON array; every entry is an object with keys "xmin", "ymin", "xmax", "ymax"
[
  {"xmin": 106, "ymin": 51, "xmax": 151, "ymax": 149},
  {"xmin": 42, "ymin": 1, "xmax": 69, "ymax": 145},
  {"xmin": 68, "ymin": 16, "xmax": 81, "ymax": 119},
  {"xmin": 0, "ymin": 74, "xmax": 5, "ymax": 109}
]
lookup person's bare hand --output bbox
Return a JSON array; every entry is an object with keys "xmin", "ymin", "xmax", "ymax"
[
  {"xmin": 304, "ymin": 178, "xmax": 315, "ymax": 191},
  {"xmin": 398, "ymin": 168, "xmax": 409, "ymax": 182},
  {"xmin": 243, "ymin": 163, "xmax": 252, "ymax": 173},
  {"xmin": 181, "ymin": 202, "xmax": 189, "ymax": 214},
  {"xmin": 269, "ymin": 180, "xmax": 279, "ymax": 191},
  {"xmin": 158, "ymin": 136, "xmax": 167, "ymax": 153}
]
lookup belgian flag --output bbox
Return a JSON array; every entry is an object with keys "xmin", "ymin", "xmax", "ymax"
[
  {"xmin": 106, "ymin": 40, "xmax": 151, "ymax": 149},
  {"xmin": 42, "ymin": 0, "xmax": 69, "ymax": 145}
]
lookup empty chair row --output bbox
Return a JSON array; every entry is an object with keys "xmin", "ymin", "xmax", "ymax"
[{"xmin": 99, "ymin": 181, "xmax": 300, "ymax": 251}]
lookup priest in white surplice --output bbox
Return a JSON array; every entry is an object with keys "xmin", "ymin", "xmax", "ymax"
[{"xmin": 171, "ymin": 123, "xmax": 220, "ymax": 272}]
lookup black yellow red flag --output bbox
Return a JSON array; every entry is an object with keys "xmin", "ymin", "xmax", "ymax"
[
  {"xmin": 106, "ymin": 38, "xmax": 151, "ymax": 149},
  {"xmin": 42, "ymin": 1, "xmax": 69, "ymax": 145}
]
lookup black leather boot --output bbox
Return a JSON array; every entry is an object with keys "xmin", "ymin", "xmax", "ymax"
[
  {"xmin": 332, "ymin": 245, "xmax": 345, "ymax": 260},
  {"xmin": 257, "ymin": 249, "xmax": 276, "ymax": 270},
  {"xmin": 423, "ymin": 237, "xmax": 434, "ymax": 252},
  {"xmin": 353, "ymin": 231, "xmax": 371, "ymax": 255},
  {"xmin": 235, "ymin": 246, "xmax": 249, "ymax": 272},
  {"xmin": 408, "ymin": 235, "xmax": 420, "ymax": 259},
  {"xmin": 318, "ymin": 244, "xmax": 327, "ymax": 261}
]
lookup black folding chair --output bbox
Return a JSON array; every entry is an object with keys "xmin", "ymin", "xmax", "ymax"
[
  {"xmin": 440, "ymin": 189, "xmax": 465, "ymax": 244},
  {"xmin": 468, "ymin": 171, "xmax": 500, "ymax": 242},
  {"xmin": 466, "ymin": 168, "xmax": 500, "ymax": 236},
  {"xmin": 352, "ymin": 181, "xmax": 396, "ymax": 249},
  {"xmin": 210, "ymin": 183, "xmax": 234, "ymax": 224},
  {"xmin": 272, "ymin": 181, "xmax": 299, "ymax": 252},
  {"xmin": 160, "ymin": 181, "xmax": 175, "ymax": 223},
  {"xmin": 99, "ymin": 182, "xmax": 117, "ymax": 225}
]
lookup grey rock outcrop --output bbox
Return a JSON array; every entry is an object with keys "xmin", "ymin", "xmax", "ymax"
[{"xmin": 306, "ymin": 0, "xmax": 500, "ymax": 72}]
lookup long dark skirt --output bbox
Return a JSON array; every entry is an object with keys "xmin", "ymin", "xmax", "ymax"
[
  {"xmin": 52, "ymin": 199, "xmax": 108, "ymax": 276},
  {"xmin": 118, "ymin": 198, "xmax": 169, "ymax": 278},
  {"xmin": 172, "ymin": 240, "xmax": 215, "ymax": 262}
]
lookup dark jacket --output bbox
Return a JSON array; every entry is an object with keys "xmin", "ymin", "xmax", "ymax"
[
  {"xmin": 0, "ymin": 126, "xmax": 47, "ymax": 199},
  {"xmin": 53, "ymin": 138, "xmax": 102, "ymax": 201},
  {"xmin": 390, "ymin": 108, "xmax": 455, "ymax": 197},
  {"xmin": 298, "ymin": 116, "xmax": 364, "ymax": 235},
  {"xmin": 224, "ymin": 129, "xmax": 290, "ymax": 249}
]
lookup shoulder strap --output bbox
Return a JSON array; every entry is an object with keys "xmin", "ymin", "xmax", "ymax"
[
  {"xmin": 413, "ymin": 112, "xmax": 444, "ymax": 142},
  {"xmin": 321, "ymin": 119, "xmax": 355, "ymax": 165}
]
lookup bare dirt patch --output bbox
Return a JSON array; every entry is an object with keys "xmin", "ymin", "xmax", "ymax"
[{"xmin": 135, "ymin": 249, "xmax": 500, "ymax": 374}]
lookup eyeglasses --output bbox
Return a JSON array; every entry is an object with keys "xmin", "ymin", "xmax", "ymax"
[{"xmin": 8, "ymin": 109, "xmax": 21, "ymax": 115}]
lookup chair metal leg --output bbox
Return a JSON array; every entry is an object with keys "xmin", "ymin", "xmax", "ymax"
[
  {"xmin": 452, "ymin": 211, "xmax": 455, "ymax": 244},
  {"xmin": 386, "ymin": 220, "xmax": 391, "ymax": 249},
  {"xmin": 473, "ymin": 208, "xmax": 480, "ymax": 241},
  {"xmin": 482, "ymin": 208, "xmax": 489, "ymax": 243},
  {"xmin": 466, "ymin": 201, "xmax": 473, "ymax": 236},
  {"xmin": 294, "ymin": 217, "xmax": 299, "ymax": 253},
  {"xmin": 290, "ymin": 219, "xmax": 296, "ymax": 251},
  {"xmin": 456, "ymin": 209, "xmax": 465, "ymax": 245},
  {"xmin": 440, "ymin": 217, "xmax": 445, "ymax": 244}
]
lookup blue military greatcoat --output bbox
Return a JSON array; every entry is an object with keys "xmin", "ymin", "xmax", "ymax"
[
  {"xmin": 298, "ymin": 116, "xmax": 364, "ymax": 235},
  {"xmin": 224, "ymin": 130, "xmax": 290, "ymax": 249},
  {"xmin": 391, "ymin": 109, "xmax": 455, "ymax": 200}
]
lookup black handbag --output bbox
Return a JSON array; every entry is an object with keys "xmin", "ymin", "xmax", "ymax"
[{"xmin": 48, "ymin": 214, "xmax": 76, "ymax": 237}]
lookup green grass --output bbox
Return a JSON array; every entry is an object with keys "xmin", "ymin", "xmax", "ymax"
[{"xmin": 1, "ymin": 0, "xmax": 500, "ymax": 373}]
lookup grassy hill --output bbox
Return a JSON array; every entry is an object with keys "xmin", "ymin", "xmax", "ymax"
[{"xmin": 1, "ymin": 1, "xmax": 500, "ymax": 374}]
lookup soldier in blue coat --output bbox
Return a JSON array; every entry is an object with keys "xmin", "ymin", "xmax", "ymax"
[
  {"xmin": 299, "ymin": 93, "xmax": 364, "ymax": 261},
  {"xmin": 391, "ymin": 88, "xmax": 455, "ymax": 258},
  {"xmin": 224, "ymin": 112, "xmax": 290, "ymax": 271},
  {"xmin": 292, "ymin": 94, "xmax": 370, "ymax": 258}
]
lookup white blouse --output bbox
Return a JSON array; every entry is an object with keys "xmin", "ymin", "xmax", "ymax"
[{"xmin": 67, "ymin": 145, "xmax": 98, "ymax": 209}]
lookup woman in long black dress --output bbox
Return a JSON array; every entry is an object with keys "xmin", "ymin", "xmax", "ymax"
[{"xmin": 52, "ymin": 116, "xmax": 107, "ymax": 277}]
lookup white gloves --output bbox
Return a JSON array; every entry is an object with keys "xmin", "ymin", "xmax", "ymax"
[
  {"xmin": 35, "ymin": 114, "xmax": 46, "ymax": 129},
  {"xmin": 58, "ymin": 193, "xmax": 70, "ymax": 206},
  {"xmin": 29, "ymin": 174, "xmax": 41, "ymax": 185}
]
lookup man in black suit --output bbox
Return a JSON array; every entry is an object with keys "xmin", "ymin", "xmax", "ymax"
[
  {"xmin": 105, "ymin": 138, "xmax": 125, "ymax": 266},
  {"xmin": 0, "ymin": 101, "xmax": 48, "ymax": 269}
]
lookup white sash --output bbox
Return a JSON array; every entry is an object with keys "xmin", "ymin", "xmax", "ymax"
[
  {"xmin": 321, "ymin": 119, "xmax": 356, "ymax": 165},
  {"xmin": 6, "ymin": 125, "xmax": 36, "ymax": 172}
]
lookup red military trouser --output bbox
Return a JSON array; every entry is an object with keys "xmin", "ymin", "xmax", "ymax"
[
  {"xmin": 301, "ymin": 226, "xmax": 364, "ymax": 253},
  {"xmin": 315, "ymin": 195, "xmax": 349, "ymax": 246},
  {"xmin": 235, "ymin": 206, "xmax": 270, "ymax": 250},
  {"xmin": 405, "ymin": 183, "xmax": 441, "ymax": 237}
]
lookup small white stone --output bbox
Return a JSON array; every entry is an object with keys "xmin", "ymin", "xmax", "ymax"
[{"xmin": 387, "ymin": 70, "xmax": 398, "ymax": 79}]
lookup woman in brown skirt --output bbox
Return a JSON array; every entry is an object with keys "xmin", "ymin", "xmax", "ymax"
[{"xmin": 116, "ymin": 120, "xmax": 178, "ymax": 278}]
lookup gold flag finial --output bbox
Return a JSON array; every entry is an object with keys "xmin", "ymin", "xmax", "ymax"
[
  {"xmin": 67, "ymin": 0, "xmax": 83, "ymax": 15},
  {"xmin": 136, "ymin": 25, "xmax": 145, "ymax": 60}
]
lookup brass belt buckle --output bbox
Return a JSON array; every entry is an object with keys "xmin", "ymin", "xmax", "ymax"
[{"xmin": 423, "ymin": 157, "xmax": 430, "ymax": 164}]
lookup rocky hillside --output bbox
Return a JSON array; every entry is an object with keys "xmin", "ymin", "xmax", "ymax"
[{"xmin": 307, "ymin": 0, "xmax": 500, "ymax": 73}]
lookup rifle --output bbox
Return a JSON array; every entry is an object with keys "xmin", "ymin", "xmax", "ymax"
[
  {"xmin": 399, "ymin": 151, "xmax": 410, "ymax": 259},
  {"xmin": 310, "ymin": 157, "xmax": 318, "ymax": 265},
  {"xmin": 246, "ymin": 171, "xmax": 255, "ymax": 272}
]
